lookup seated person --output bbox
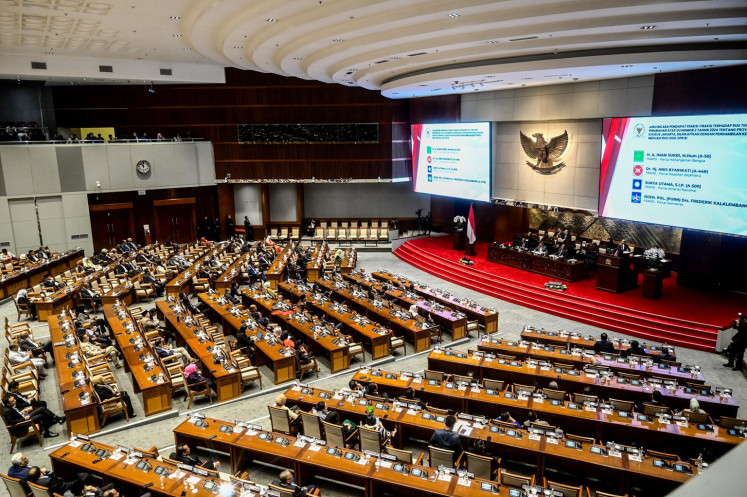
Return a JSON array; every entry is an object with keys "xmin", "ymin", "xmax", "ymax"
[
  {"xmin": 533, "ymin": 241, "xmax": 548, "ymax": 255},
  {"xmin": 615, "ymin": 239, "xmax": 632, "ymax": 256},
  {"xmin": 430, "ymin": 415, "xmax": 462, "ymax": 457},
  {"xmin": 141, "ymin": 268, "xmax": 165, "ymax": 297},
  {"xmin": 16, "ymin": 288, "xmax": 38, "ymax": 319},
  {"xmin": 8, "ymin": 452, "xmax": 32, "ymax": 483},
  {"xmin": 2, "ymin": 394, "xmax": 58, "ymax": 438},
  {"xmin": 656, "ymin": 348, "xmax": 677, "ymax": 363},
  {"xmin": 79, "ymin": 283, "xmax": 102, "ymax": 308},
  {"xmin": 635, "ymin": 390, "xmax": 668, "ymax": 413},
  {"xmin": 184, "ymin": 363, "xmax": 217, "ymax": 394},
  {"xmin": 621, "ymin": 340, "xmax": 647, "ymax": 358},
  {"xmin": 170, "ymin": 443, "xmax": 219, "ymax": 470},
  {"xmin": 17, "ymin": 330, "xmax": 53, "ymax": 365},
  {"xmin": 27, "ymin": 466, "xmax": 94, "ymax": 496},
  {"xmin": 593, "ymin": 332, "xmax": 616, "ymax": 354},
  {"xmin": 8, "ymin": 343, "xmax": 46, "ymax": 377},
  {"xmin": 79, "ymin": 333, "xmax": 122, "ymax": 368},
  {"xmin": 90, "ymin": 375, "xmax": 136, "ymax": 418},
  {"xmin": 296, "ymin": 342, "xmax": 314, "ymax": 370},
  {"xmin": 273, "ymin": 394, "xmax": 300, "ymax": 424},
  {"xmin": 517, "ymin": 237, "xmax": 530, "ymax": 250},
  {"xmin": 401, "ymin": 386, "xmax": 426, "ymax": 408},
  {"xmin": 153, "ymin": 338, "xmax": 194, "ymax": 367},
  {"xmin": 248, "ymin": 304, "xmax": 268, "ymax": 326},
  {"xmin": 276, "ymin": 469, "xmax": 317, "ymax": 497},
  {"xmin": 224, "ymin": 288, "xmax": 240, "ymax": 305},
  {"xmin": 236, "ymin": 324, "xmax": 256, "ymax": 353},
  {"xmin": 523, "ymin": 410, "xmax": 549, "ymax": 429},
  {"xmin": 346, "ymin": 379, "xmax": 365, "ymax": 392},
  {"xmin": 555, "ymin": 243, "xmax": 569, "ymax": 259},
  {"xmin": 282, "ymin": 332, "xmax": 296, "ymax": 350},
  {"xmin": 312, "ymin": 400, "xmax": 338, "ymax": 423},
  {"xmin": 42, "ymin": 274, "xmax": 63, "ymax": 291},
  {"xmin": 465, "ymin": 438, "xmax": 498, "ymax": 466},
  {"xmin": 5, "ymin": 380, "xmax": 63, "ymax": 426},
  {"xmin": 362, "ymin": 408, "xmax": 395, "ymax": 440},
  {"xmin": 496, "ymin": 411, "xmax": 522, "ymax": 429}
]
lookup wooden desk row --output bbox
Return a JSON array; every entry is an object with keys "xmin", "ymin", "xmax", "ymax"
[
  {"xmin": 0, "ymin": 249, "xmax": 83, "ymax": 299},
  {"xmin": 520, "ymin": 327, "xmax": 672, "ymax": 357},
  {"xmin": 48, "ymin": 315, "xmax": 101, "ymax": 435},
  {"xmin": 276, "ymin": 281, "xmax": 397, "ymax": 360},
  {"xmin": 305, "ymin": 241, "xmax": 328, "ymax": 283},
  {"xmin": 478, "ymin": 336, "xmax": 704, "ymax": 384},
  {"xmin": 237, "ymin": 289, "xmax": 352, "ymax": 373},
  {"xmin": 34, "ymin": 264, "xmax": 114, "ymax": 321},
  {"xmin": 196, "ymin": 292, "xmax": 297, "ymax": 384},
  {"xmin": 103, "ymin": 304, "xmax": 173, "ymax": 416},
  {"xmin": 265, "ymin": 242, "xmax": 297, "ymax": 290},
  {"xmin": 315, "ymin": 277, "xmax": 436, "ymax": 352},
  {"xmin": 351, "ymin": 364, "xmax": 742, "ymax": 460},
  {"xmin": 156, "ymin": 299, "xmax": 243, "ymax": 401},
  {"xmin": 370, "ymin": 271, "xmax": 499, "ymax": 334},
  {"xmin": 214, "ymin": 251, "xmax": 254, "ymax": 292},
  {"xmin": 486, "ymin": 245, "xmax": 585, "ymax": 282},
  {"xmin": 282, "ymin": 384, "xmax": 694, "ymax": 495},
  {"xmin": 164, "ymin": 244, "xmax": 220, "ymax": 298},
  {"xmin": 427, "ymin": 349, "xmax": 737, "ymax": 420}
]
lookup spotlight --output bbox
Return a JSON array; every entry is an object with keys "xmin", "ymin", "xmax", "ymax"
[{"xmin": 147, "ymin": 82, "xmax": 158, "ymax": 96}]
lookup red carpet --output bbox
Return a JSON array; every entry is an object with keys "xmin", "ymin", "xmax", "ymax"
[{"xmin": 394, "ymin": 236, "xmax": 747, "ymax": 351}]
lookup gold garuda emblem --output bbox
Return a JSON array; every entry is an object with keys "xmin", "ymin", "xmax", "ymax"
[{"xmin": 520, "ymin": 130, "xmax": 569, "ymax": 173}]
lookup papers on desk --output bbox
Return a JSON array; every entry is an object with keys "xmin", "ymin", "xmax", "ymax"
[
  {"xmin": 291, "ymin": 385, "xmax": 301, "ymax": 391},
  {"xmin": 547, "ymin": 437, "xmax": 558, "ymax": 445},
  {"xmin": 438, "ymin": 473, "xmax": 452, "ymax": 482},
  {"xmin": 68, "ymin": 440, "xmax": 82, "ymax": 448},
  {"xmin": 676, "ymin": 421, "xmax": 689, "ymax": 427},
  {"xmin": 168, "ymin": 470, "xmax": 185, "ymax": 479},
  {"xmin": 602, "ymin": 408, "xmax": 614, "ymax": 415},
  {"xmin": 109, "ymin": 452, "xmax": 124, "ymax": 461},
  {"xmin": 407, "ymin": 409, "xmax": 417, "ymax": 416},
  {"xmin": 412, "ymin": 377, "xmax": 422, "ymax": 384},
  {"xmin": 294, "ymin": 441, "xmax": 306, "ymax": 448},
  {"xmin": 457, "ymin": 477, "xmax": 471, "ymax": 487},
  {"xmin": 124, "ymin": 457, "xmax": 139, "ymax": 465},
  {"xmin": 308, "ymin": 444, "xmax": 322, "ymax": 452},
  {"xmin": 233, "ymin": 426, "xmax": 244, "ymax": 434},
  {"xmin": 458, "ymin": 385, "xmax": 467, "ymax": 391},
  {"xmin": 540, "ymin": 366, "xmax": 550, "ymax": 371},
  {"xmin": 529, "ymin": 434, "xmax": 541, "ymax": 441},
  {"xmin": 186, "ymin": 476, "xmax": 201, "ymax": 485},
  {"xmin": 629, "ymin": 455, "xmax": 642, "ymax": 463},
  {"xmin": 356, "ymin": 457, "xmax": 368, "ymax": 465},
  {"xmin": 381, "ymin": 461, "xmax": 393, "ymax": 469}
]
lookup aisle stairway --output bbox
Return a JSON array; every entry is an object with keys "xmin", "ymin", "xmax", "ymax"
[{"xmin": 394, "ymin": 240, "xmax": 722, "ymax": 351}]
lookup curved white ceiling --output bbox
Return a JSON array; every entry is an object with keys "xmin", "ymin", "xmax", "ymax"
[{"xmin": 0, "ymin": 0, "xmax": 745, "ymax": 96}]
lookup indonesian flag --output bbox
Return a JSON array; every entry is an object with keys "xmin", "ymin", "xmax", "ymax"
[{"xmin": 467, "ymin": 204, "xmax": 477, "ymax": 245}]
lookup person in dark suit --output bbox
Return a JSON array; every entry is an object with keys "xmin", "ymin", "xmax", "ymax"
[
  {"xmin": 615, "ymin": 239, "xmax": 632, "ymax": 256},
  {"xmin": 2, "ymin": 394, "xmax": 58, "ymax": 438},
  {"xmin": 724, "ymin": 313, "xmax": 747, "ymax": 371},
  {"xmin": 27, "ymin": 466, "xmax": 90, "ymax": 496},
  {"xmin": 555, "ymin": 243, "xmax": 569, "ymax": 259},
  {"xmin": 17, "ymin": 330, "xmax": 53, "ymax": 364},
  {"xmin": 170, "ymin": 443, "xmax": 219, "ymax": 470},
  {"xmin": 16, "ymin": 288, "xmax": 37, "ymax": 319},
  {"xmin": 42, "ymin": 274, "xmax": 62, "ymax": 291},
  {"xmin": 312, "ymin": 401, "xmax": 338, "ymax": 423},
  {"xmin": 277, "ymin": 469, "xmax": 317, "ymax": 497},
  {"xmin": 243, "ymin": 216, "xmax": 254, "ymax": 240},
  {"xmin": 5, "ymin": 381, "xmax": 63, "ymax": 425},
  {"xmin": 90, "ymin": 375, "xmax": 136, "ymax": 418},
  {"xmin": 533, "ymin": 241, "xmax": 548, "ymax": 255},
  {"xmin": 557, "ymin": 229, "xmax": 570, "ymax": 242},
  {"xmin": 518, "ymin": 238, "xmax": 530, "ymax": 250},
  {"xmin": 622, "ymin": 340, "xmax": 647, "ymax": 357},
  {"xmin": 224, "ymin": 288, "xmax": 240, "ymax": 305},
  {"xmin": 141, "ymin": 268, "xmax": 164, "ymax": 297},
  {"xmin": 429, "ymin": 415, "xmax": 462, "ymax": 458},
  {"xmin": 80, "ymin": 283, "xmax": 102, "ymax": 308},
  {"xmin": 593, "ymin": 332, "xmax": 616, "ymax": 354},
  {"xmin": 635, "ymin": 390, "xmax": 668, "ymax": 413}
]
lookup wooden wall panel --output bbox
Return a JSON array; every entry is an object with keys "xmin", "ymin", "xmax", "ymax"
[
  {"xmin": 87, "ymin": 186, "xmax": 217, "ymax": 246},
  {"xmin": 53, "ymin": 69, "xmax": 409, "ymax": 181}
]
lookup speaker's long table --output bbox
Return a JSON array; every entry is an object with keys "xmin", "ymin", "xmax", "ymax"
[{"xmin": 487, "ymin": 245, "xmax": 585, "ymax": 282}]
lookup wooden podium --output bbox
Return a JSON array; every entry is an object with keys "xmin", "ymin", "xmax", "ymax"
[{"xmin": 596, "ymin": 253, "xmax": 637, "ymax": 293}]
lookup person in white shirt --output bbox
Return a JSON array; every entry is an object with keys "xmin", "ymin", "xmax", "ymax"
[{"xmin": 8, "ymin": 343, "xmax": 46, "ymax": 378}]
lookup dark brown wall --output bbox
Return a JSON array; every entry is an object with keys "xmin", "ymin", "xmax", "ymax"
[
  {"xmin": 652, "ymin": 65, "xmax": 747, "ymax": 116},
  {"xmin": 53, "ymin": 69, "xmax": 410, "ymax": 181},
  {"xmin": 87, "ymin": 186, "xmax": 218, "ymax": 246}
]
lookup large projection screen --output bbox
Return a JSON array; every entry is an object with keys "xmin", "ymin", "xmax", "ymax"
[
  {"xmin": 599, "ymin": 114, "xmax": 747, "ymax": 236},
  {"xmin": 411, "ymin": 122, "xmax": 491, "ymax": 202}
]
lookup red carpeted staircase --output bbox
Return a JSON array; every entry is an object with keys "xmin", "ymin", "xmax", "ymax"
[{"xmin": 394, "ymin": 237, "xmax": 745, "ymax": 351}]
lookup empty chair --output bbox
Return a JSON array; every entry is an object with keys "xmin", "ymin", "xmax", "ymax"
[
  {"xmin": 27, "ymin": 481, "xmax": 53, "ymax": 497},
  {"xmin": 1, "ymin": 473, "xmax": 31, "ymax": 497},
  {"xmin": 462, "ymin": 451, "xmax": 499, "ymax": 481},
  {"xmin": 346, "ymin": 339, "xmax": 365, "ymax": 364},
  {"xmin": 483, "ymin": 378, "xmax": 505, "ymax": 391},
  {"xmin": 500, "ymin": 471, "xmax": 535, "ymax": 488},
  {"xmin": 609, "ymin": 398, "xmax": 635, "ymax": 412},
  {"xmin": 565, "ymin": 433, "xmax": 596, "ymax": 445},
  {"xmin": 545, "ymin": 479, "xmax": 583, "ymax": 497},
  {"xmin": 425, "ymin": 370, "xmax": 445, "ymax": 381},
  {"xmin": 719, "ymin": 416, "xmax": 747, "ymax": 429},
  {"xmin": 268, "ymin": 405, "xmax": 297, "ymax": 436},
  {"xmin": 586, "ymin": 490, "xmax": 628, "ymax": 497},
  {"xmin": 387, "ymin": 446, "xmax": 424, "ymax": 465},
  {"xmin": 389, "ymin": 334, "xmax": 406, "ymax": 356},
  {"xmin": 453, "ymin": 374, "xmax": 473, "ymax": 384},
  {"xmin": 646, "ymin": 450, "xmax": 679, "ymax": 462},
  {"xmin": 544, "ymin": 388, "xmax": 567, "ymax": 401},
  {"xmin": 300, "ymin": 411, "xmax": 323, "ymax": 439},
  {"xmin": 231, "ymin": 350, "xmax": 262, "ymax": 391},
  {"xmin": 186, "ymin": 379, "xmax": 213, "ymax": 409},
  {"xmin": 514, "ymin": 384, "xmax": 536, "ymax": 396},
  {"xmin": 573, "ymin": 393, "xmax": 598, "ymax": 405},
  {"xmin": 642, "ymin": 404, "xmax": 670, "ymax": 416},
  {"xmin": 428, "ymin": 445, "xmax": 456, "ymax": 469},
  {"xmin": 683, "ymin": 410, "xmax": 710, "ymax": 424},
  {"xmin": 359, "ymin": 425, "xmax": 390, "ymax": 453}
]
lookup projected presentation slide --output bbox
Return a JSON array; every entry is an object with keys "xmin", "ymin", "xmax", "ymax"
[
  {"xmin": 599, "ymin": 114, "xmax": 747, "ymax": 236},
  {"xmin": 411, "ymin": 122, "xmax": 491, "ymax": 202}
]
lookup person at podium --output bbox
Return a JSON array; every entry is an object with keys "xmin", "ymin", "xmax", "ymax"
[
  {"xmin": 614, "ymin": 239, "xmax": 632, "ymax": 256},
  {"xmin": 533, "ymin": 241, "xmax": 548, "ymax": 256}
]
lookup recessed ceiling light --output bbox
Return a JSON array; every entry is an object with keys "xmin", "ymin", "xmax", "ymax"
[
  {"xmin": 448, "ymin": 13, "xmax": 460, "ymax": 18},
  {"xmin": 333, "ymin": 38, "xmax": 344, "ymax": 43},
  {"xmin": 293, "ymin": 57, "xmax": 303, "ymax": 60},
  {"xmin": 266, "ymin": 18, "xmax": 278, "ymax": 22},
  {"xmin": 640, "ymin": 25, "xmax": 656, "ymax": 30},
  {"xmin": 173, "ymin": 34, "xmax": 182, "ymax": 37},
  {"xmin": 184, "ymin": 47, "xmax": 191, "ymax": 50},
  {"xmin": 390, "ymin": 57, "xmax": 400, "ymax": 60},
  {"xmin": 170, "ymin": 16, "xmax": 180, "ymax": 20},
  {"xmin": 487, "ymin": 40, "xmax": 499, "ymax": 44},
  {"xmin": 234, "ymin": 46, "xmax": 243, "ymax": 49}
]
